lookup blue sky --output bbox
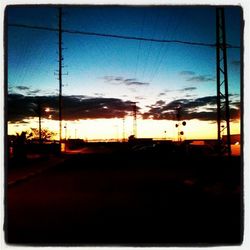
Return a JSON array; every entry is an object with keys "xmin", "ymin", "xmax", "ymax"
[{"xmin": 7, "ymin": 5, "xmax": 242, "ymax": 137}]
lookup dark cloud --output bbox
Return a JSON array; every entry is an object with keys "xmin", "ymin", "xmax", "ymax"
[
  {"xmin": 229, "ymin": 108, "xmax": 240, "ymax": 120},
  {"xmin": 114, "ymin": 77, "xmax": 123, "ymax": 81},
  {"xmin": 13, "ymin": 86, "xmax": 44, "ymax": 96},
  {"xmin": 142, "ymin": 96, "xmax": 240, "ymax": 122},
  {"xmin": 158, "ymin": 92, "xmax": 166, "ymax": 97},
  {"xmin": 8, "ymin": 93, "xmax": 240, "ymax": 124},
  {"xmin": 186, "ymin": 75, "xmax": 215, "ymax": 82},
  {"xmin": 7, "ymin": 94, "xmax": 137, "ymax": 123},
  {"xmin": 125, "ymin": 81, "xmax": 149, "ymax": 86},
  {"xmin": 7, "ymin": 94, "xmax": 37, "ymax": 123},
  {"xmin": 229, "ymin": 93, "xmax": 240, "ymax": 97},
  {"xmin": 231, "ymin": 101, "xmax": 241, "ymax": 110},
  {"xmin": 179, "ymin": 71, "xmax": 195, "ymax": 76},
  {"xmin": 185, "ymin": 96, "xmax": 217, "ymax": 108},
  {"xmin": 102, "ymin": 76, "xmax": 149, "ymax": 86},
  {"xmin": 16, "ymin": 120, "xmax": 30, "ymax": 124},
  {"xmin": 179, "ymin": 87, "xmax": 197, "ymax": 92},
  {"xmin": 124, "ymin": 78, "xmax": 137, "ymax": 83},
  {"xmin": 155, "ymin": 100, "xmax": 166, "ymax": 106},
  {"xmin": 15, "ymin": 86, "xmax": 30, "ymax": 91},
  {"xmin": 26, "ymin": 89, "xmax": 41, "ymax": 95}
]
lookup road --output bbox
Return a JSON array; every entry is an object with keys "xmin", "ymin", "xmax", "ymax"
[{"xmin": 6, "ymin": 151, "xmax": 242, "ymax": 246}]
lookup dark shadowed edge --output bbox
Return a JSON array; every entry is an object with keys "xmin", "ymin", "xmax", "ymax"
[{"xmin": 3, "ymin": 2, "xmax": 245, "ymax": 248}]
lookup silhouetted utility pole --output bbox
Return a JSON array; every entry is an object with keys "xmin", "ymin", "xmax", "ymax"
[
  {"xmin": 133, "ymin": 102, "xmax": 137, "ymax": 138},
  {"xmin": 216, "ymin": 7, "xmax": 231, "ymax": 156},
  {"xmin": 37, "ymin": 101, "xmax": 42, "ymax": 144},
  {"xmin": 122, "ymin": 116, "xmax": 126, "ymax": 142},
  {"xmin": 58, "ymin": 7, "xmax": 62, "ymax": 151},
  {"xmin": 64, "ymin": 123, "xmax": 67, "ymax": 140}
]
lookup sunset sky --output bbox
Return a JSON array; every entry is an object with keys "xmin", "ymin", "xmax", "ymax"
[{"xmin": 7, "ymin": 5, "xmax": 242, "ymax": 140}]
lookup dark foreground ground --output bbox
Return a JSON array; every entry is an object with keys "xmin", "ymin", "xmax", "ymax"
[{"xmin": 5, "ymin": 147, "xmax": 243, "ymax": 246}]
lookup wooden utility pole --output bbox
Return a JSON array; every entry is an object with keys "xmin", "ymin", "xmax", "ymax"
[
  {"xmin": 58, "ymin": 7, "xmax": 62, "ymax": 151},
  {"xmin": 133, "ymin": 102, "xmax": 137, "ymax": 138},
  {"xmin": 38, "ymin": 101, "xmax": 42, "ymax": 144}
]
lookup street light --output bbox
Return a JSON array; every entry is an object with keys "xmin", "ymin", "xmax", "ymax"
[
  {"xmin": 36, "ymin": 104, "xmax": 52, "ymax": 144},
  {"xmin": 64, "ymin": 123, "xmax": 67, "ymax": 140},
  {"xmin": 175, "ymin": 106, "xmax": 186, "ymax": 142},
  {"xmin": 164, "ymin": 130, "xmax": 167, "ymax": 140}
]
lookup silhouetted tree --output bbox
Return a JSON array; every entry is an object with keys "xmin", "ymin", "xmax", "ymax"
[
  {"xmin": 13, "ymin": 131, "xmax": 27, "ymax": 161},
  {"xmin": 26, "ymin": 128, "xmax": 56, "ymax": 142}
]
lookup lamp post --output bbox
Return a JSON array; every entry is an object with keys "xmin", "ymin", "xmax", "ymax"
[
  {"xmin": 64, "ymin": 123, "xmax": 67, "ymax": 140},
  {"xmin": 175, "ymin": 106, "xmax": 186, "ymax": 142},
  {"xmin": 37, "ymin": 102, "xmax": 42, "ymax": 144},
  {"xmin": 36, "ymin": 104, "xmax": 52, "ymax": 144}
]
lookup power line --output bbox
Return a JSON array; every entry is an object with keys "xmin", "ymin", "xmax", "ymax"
[
  {"xmin": 134, "ymin": 11, "xmax": 146, "ymax": 79},
  {"xmin": 148, "ymin": 10, "xmax": 186, "ymax": 83},
  {"xmin": 8, "ymin": 23, "xmax": 240, "ymax": 49},
  {"xmin": 141, "ymin": 13, "xmax": 160, "ymax": 82}
]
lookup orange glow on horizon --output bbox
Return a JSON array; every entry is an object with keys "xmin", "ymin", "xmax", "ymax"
[{"xmin": 8, "ymin": 117, "xmax": 241, "ymax": 141}]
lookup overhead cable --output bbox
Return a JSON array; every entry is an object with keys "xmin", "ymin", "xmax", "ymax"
[{"xmin": 8, "ymin": 23, "xmax": 240, "ymax": 49}]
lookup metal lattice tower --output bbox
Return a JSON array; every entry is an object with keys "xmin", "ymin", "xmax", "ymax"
[{"xmin": 216, "ymin": 7, "xmax": 231, "ymax": 156}]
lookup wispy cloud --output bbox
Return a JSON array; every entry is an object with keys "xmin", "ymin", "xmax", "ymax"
[
  {"xmin": 13, "ymin": 86, "xmax": 44, "ymax": 96},
  {"xmin": 126, "ymin": 81, "xmax": 149, "ymax": 86},
  {"xmin": 185, "ymin": 94, "xmax": 197, "ymax": 98},
  {"xmin": 180, "ymin": 70, "xmax": 215, "ymax": 83},
  {"xmin": 186, "ymin": 75, "xmax": 215, "ymax": 82},
  {"xmin": 135, "ymin": 96, "xmax": 146, "ymax": 100},
  {"xmin": 15, "ymin": 86, "xmax": 30, "ymax": 91},
  {"xmin": 179, "ymin": 71, "xmax": 195, "ymax": 76},
  {"xmin": 178, "ymin": 87, "xmax": 197, "ymax": 92},
  {"xmin": 163, "ymin": 89, "xmax": 174, "ymax": 93},
  {"xmin": 102, "ymin": 76, "xmax": 149, "ymax": 86},
  {"xmin": 124, "ymin": 78, "xmax": 137, "ymax": 83},
  {"xmin": 158, "ymin": 87, "xmax": 197, "ymax": 96}
]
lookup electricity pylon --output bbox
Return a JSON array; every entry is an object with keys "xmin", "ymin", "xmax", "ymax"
[{"xmin": 216, "ymin": 7, "xmax": 231, "ymax": 156}]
